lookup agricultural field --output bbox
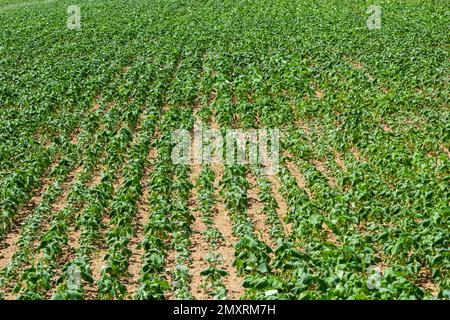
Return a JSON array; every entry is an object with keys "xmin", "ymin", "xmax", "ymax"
[{"xmin": 0, "ymin": 0, "xmax": 448, "ymax": 300}]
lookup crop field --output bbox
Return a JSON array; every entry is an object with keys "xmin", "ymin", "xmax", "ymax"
[{"xmin": 0, "ymin": 0, "xmax": 448, "ymax": 300}]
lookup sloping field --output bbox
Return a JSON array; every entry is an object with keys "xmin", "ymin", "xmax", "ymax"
[{"xmin": 0, "ymin": 0, "xmax": 448, "ymax": 300}]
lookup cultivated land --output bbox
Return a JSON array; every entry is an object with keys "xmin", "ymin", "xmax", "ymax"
[{"xmin": 0, "ymin": 0, "xmax": 448, "ymax": 300}]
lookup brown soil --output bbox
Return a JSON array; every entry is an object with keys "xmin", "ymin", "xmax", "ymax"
[
  {"xmin": 285, "ymin": 161, "xmax": 312, "ymax": 199},
  {"xmin": 314, "ymin": 89, "xmax": 324, "ymax": 99},
  {"xmin": 351, "ymin": 145, "xmax": 366, "ymax": 162},
  {"xmin": 51, "ymin": 166, "xmax": 83, "ymax": 212},
  {"xmin": 67, "ymin": 228, "xmax": 82, "ymax": 257},
  {"xmin": 382, "ymin": 123, "xmax": 393, "ymax": 133},
  {"xmin": 208, "ymin": 92, "xmax": 218, "ymax": 106},
  {"xmin": 321, "ymin": 222, "xmax": 340, "ymax": 246},
  {"xmin": 189, "ymin": 218, "xmax": 210, "ymax": 299},
  {"xmin": 211, "ymin": 163, "xmax": 245, "ymax": 300},
  {"xmin": 47, "ymin": 226, "xmax": 82, "ymax": 299},
  {"xmin": 0, "ymin": 232, "xmax": 20, "ymax": 273},
  {"xmin": 255, "ymin": 110, "xmax": 262, "ymax": 127},
  {"xmin": 380, "ymin": 86, "xmax": 389, "ymax": 94},
  {"xmin": 125, "ymin": 147, "xmax": 157, "ymax": 299},
  {"xmin": 348, "ymin": 59, "xmax": 375, "ymax": 81},
  {"xmin": 164, "ymin": 246, "xmax": 176, "ymax": 300},
  {"xmin": 440, "ymin": 145, "xmax": 450, "ymax": 158},
  {"xmin": 90, "ymin": 95, "xmax": 102, "ymax": 112},
  {"xmin": 312, "ymin": 160, "xmax": 336, "ymax": 187},
  {"xmin": 188, "ymin": 109, "xmax": 213, "ymax": 299},
  {"xmin": 83, "ymin": 214, "xmax": 109, "ymax": 299},
  {"xmin": 187, "ymin": 162, "xmax": 210, "ymax": 299},
  {"xmin": 246, "ymin": 173, "xmax": 274, "ymax": 250},
  {"xmin": 295, "ymin": 119, "xmax": 311, "ymax": 137},
  {"xmin": 334, "ymin": 151, "xmax": 347, "ymax": 171},
  {"xmin": 70, "ymin": 128, "xmax": 80, "ymax": 145},
  {"xmin": 416, "ymin": 268, "xmax": 439, "ymax": 297},
  {"xmin": 185, "ymin": 138, "xmax": 209, "ymax": 299},
  {"xmin": 194, "ymin": 94, "xmax": 202, "ymax": 113},
  {"xmin": 210, "ymin": 112, "xmax": 220, "ymax": 130},
  {"xmin": 266, "ymin": 174, "xmax": 291, "ymax": 235}
]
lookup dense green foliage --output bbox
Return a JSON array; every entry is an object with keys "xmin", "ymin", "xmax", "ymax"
[{"xmin": 0, "ymin": 0, "xmax": 448, "ymax": 300}]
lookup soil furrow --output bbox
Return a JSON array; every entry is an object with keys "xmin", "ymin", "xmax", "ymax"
[
  {"xmin": 187, "ymin": 163, "xmax": 210, "ymax": 299},
  {"xmin": 246, "ymin": 173, "xmax": 274, "ymax": 250},
  {"xmin": 285, "ymin": 161, "xmax": 312, "ymax": 199},
  {"xmin": 266, "ymin": 174, "xmax": 291, "ymax": 235},
  {"xmin": 210, "ymin": 163, "xmax": 244, "ymax": 300},
  {"xmin": 125, "ymin": 147, "xmax": 157, "ymax": 298}
]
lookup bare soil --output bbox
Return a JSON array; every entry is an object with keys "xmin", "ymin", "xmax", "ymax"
[{"xmin": 211, "ymin": 163, "xmax": 245, "ymax": 300}]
